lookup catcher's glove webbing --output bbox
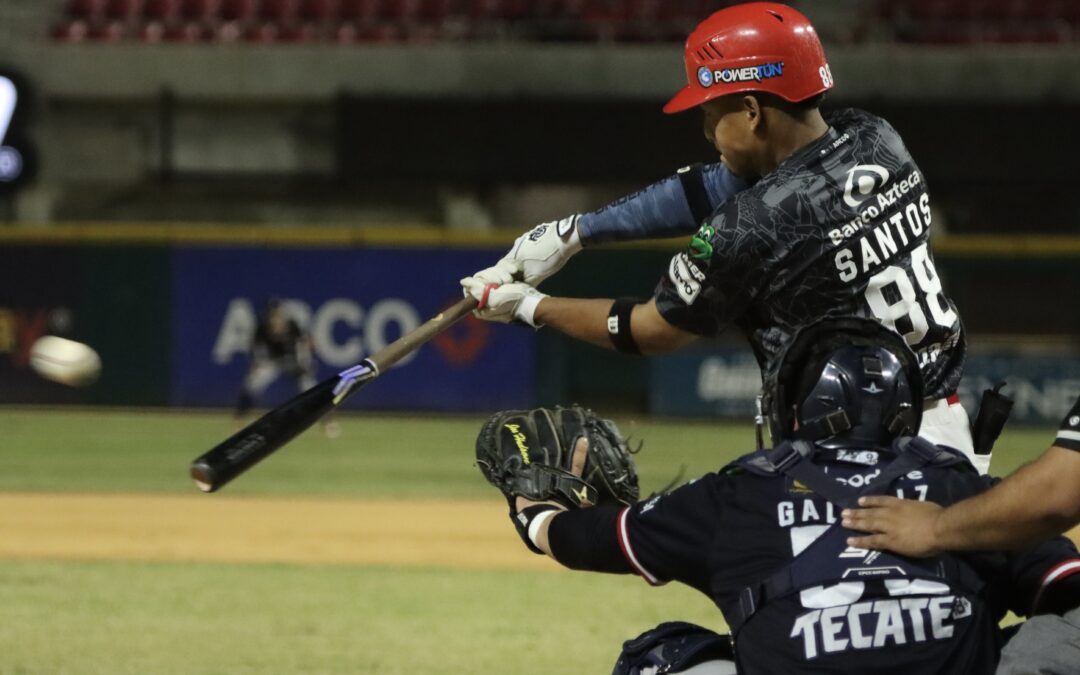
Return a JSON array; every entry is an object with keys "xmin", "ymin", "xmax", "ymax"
[{"xmin": 476, "ymin": 406, "xmax": 640, "ymax": 552}]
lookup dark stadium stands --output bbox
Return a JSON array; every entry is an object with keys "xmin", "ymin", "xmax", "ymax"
[
  {"xmin": 881, "ymin": 0, "xmax": 1080, "ymax": 44},
  {"xmin": 49, "ymin": 0, "xmax": 1080, "ymax": 44},
  {"xmin": 48, "ymin": 0, "xmax": 775, "ymax": 44}
]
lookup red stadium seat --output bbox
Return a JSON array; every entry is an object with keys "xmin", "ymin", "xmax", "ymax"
[
  {"xmin": 981, "ymin": 0, "xmax": 1023, "ymax": 20},
  {"xmin": 340, "ymin": 0, "xmax": 380, "ymax": 21},
  {"xmin": 624, "ymin": 0, "xmax": 661, "ymax": 22},
  {"xmin": 469, "ymin": 0, "xmax": 525, "ymax": 19},
  {"xmin": 582, "ymin": 0, "xmax": 628, "ymax": 23},
  {"xmin": 334, "ymin": 20, "xmax": 359, "ymax": 41},
  {"xmin": 66, "ymin": 0, "xmax": 108, "ymax": 19},
  {"xmin": 245, "ymin": 21, "xmax": 281, "ymax": 40},
  {"xmin": 144, "ymin": 0, "xmax": 182, "ymax": 20},
  {"xmin": 212, "ymin": 19, "xmax": 247, "ymax": 40},
  {"xmin": 261, "ymin": 0, "xmax": 301, "ymax": 20},
  {"xmin": 361, "ymin": 21, "xmax": 402, "ymax": 41},
  {"xmin": 417, "ymin": 0, "xmax": 452, "ymax": 21},
  {"xmin": 88, "ymin": 19, "xmax": 130, "ymax": 40},
  {"xmin": 402, "ymin": 22, "xmax": 440, "ymax": 41},
  {"xmin": 105, "ymin": 0, "xmax": 144, "ymax": 19},
  {"xmin": 220, "ymin": 0, "xmax": 259, "ymax": 21},
  {"xmin": 900, "ymin": 0, "xmax": 953, "ymax": 20},
  {"xmin": 381, "ymin": 0, "xmax": 422, "ymax": 21},
  {"xmin": 300, "ymin": 0, "xmax": 340, "ymax": 20},
  {"xmin": 164, "ymin": 20, "xmax": 211, "ymax": 40},
  {"xmin": 278, "ymin": 22, "xmax": 321, "ymax": 41},
  {"xmin": 139, "ymin": 19, "xmax": 168, "ymax": 40},
  {"xmin": 181, "ymin": 0, "xmax": 221, "ymax": 20},
  {"xmin": 51, "ymin": 19, "xmax": 92, "ymax": 41}
]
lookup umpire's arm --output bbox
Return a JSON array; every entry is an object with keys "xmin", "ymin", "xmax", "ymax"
[{"xmin": 844, "ymin": 398, "xmax": 1080, "ymax": 555}]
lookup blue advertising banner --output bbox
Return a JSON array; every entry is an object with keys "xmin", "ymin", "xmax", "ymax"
[
  {"xmin": 651, "ymin": 347, "xmax": 1080, "ymax": 425},
  {"xmin": 957, "ymin": 353, "xmax": 1080, "ymax": 425},
  {"xmin": 649, "ymin": 347, "xmax": 762, "ymax": 420},
  {"xmin": 171, "ymin": 247, "xmax": 534, "ymax": 411}
]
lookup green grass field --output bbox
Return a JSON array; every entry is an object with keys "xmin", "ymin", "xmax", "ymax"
[{"xmin": 0, "ymin": 408, "xmax": 1059, "ymax": 674}]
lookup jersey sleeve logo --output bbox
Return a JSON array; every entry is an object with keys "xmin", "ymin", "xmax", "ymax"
[
  {"xmin": 527, "ymin": 223, "xmax": 548, "ymax": 241},
  {"xmin": 842, "ymin": 164, "xmax": 890, "ymax": 209},
  {"xmin": 688, "ymin": 223, "xmax": 715, "ymax": 261},
  {"xmin": 669, "ymin": 253, "xmax": 706, "ymax": 305}
]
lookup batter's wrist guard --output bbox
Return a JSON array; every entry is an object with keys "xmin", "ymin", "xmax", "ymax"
[{"xmin": 1056, "ymin": 397, "xmax": 1080, "ymax": 452}]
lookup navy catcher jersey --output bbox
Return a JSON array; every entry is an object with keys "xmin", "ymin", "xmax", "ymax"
[
  {"xmin": 616, "ymin": 450, "xmax": 1080, "ymax": 674},
  {"xmin": 655, "ymin": 109, "xmax": 964, "ymax": 399}
]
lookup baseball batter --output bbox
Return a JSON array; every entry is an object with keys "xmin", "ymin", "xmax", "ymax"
[{"xmin": 462, "ymin": 2, "xmax": 984, "ymax": 471}]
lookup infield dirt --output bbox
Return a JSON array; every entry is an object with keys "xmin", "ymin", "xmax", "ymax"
[
  {"xmin": 3, "ymin": 492, "xmax": 1078, "ymax": 569},
  {"xmin": 0, "ymin": 492, "xmax": 554, "ymax": 569}
]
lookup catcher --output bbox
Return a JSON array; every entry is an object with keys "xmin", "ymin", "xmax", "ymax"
[{"xmin": 475, "ymin": 319, "xmax": 1080, "ymax": 674}]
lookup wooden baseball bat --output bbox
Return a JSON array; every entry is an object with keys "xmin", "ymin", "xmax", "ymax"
[{"xmin": 190, "ymin": 296, "xmax": 477, "ymax": 493}]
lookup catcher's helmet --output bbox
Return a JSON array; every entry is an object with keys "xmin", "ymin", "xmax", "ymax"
[
  {"xmin": 761, "ymin": 317, "xmax": 923, "ymax": 450},
  {"xmin": 664, "ymin": 2, "xmax": 833, "ymax": 114}
]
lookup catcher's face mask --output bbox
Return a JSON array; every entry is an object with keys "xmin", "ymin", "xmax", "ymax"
[{"xmin": 759, "ymin": 317, "xmax": 924, "ymax": 450}]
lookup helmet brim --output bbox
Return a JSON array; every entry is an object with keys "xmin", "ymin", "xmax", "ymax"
[{"xmin": 663, "ymin": 86, "xmax": 708, "ymax": 114}]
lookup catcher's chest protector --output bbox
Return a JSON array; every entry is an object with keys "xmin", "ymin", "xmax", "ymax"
[{"xmin": 722, "ymin": 438, "xmax": 984, "ymax": 663}]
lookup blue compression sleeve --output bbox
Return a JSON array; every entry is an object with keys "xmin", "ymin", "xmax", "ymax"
[{"xmin": 576, "ymin": 163, "xmax": 752, "ymax": 245}]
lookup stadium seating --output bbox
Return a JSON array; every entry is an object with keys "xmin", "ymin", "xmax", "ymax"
[
  {"xmin": 50, "ymin": 0, "xmax": 1080, "ymax": 44},
  {"xmin": 882, "ymin": 0, "xmax": 1077, "ymax": 43}
]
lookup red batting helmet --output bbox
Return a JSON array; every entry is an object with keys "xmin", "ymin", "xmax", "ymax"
[{"xmin": 664, "ymin": 2, "xmax": 833, "ymax": 114}]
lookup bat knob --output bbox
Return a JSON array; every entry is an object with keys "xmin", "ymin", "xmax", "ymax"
[{"xmin": 190, "ymin": 461, "xmax": 218, "ymax": 493}]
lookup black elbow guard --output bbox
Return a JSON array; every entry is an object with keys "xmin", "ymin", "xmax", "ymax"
[
  {"xmin": 547, "ymin": 504, "xmax": 631, "ymax": 574},
  {"xmin": 607, "ymin": 298, "xmax": 642, "ymax": 355},
  {"xmin": 677, "ymin": 163, "xmax": 713, "ymax": 226}
]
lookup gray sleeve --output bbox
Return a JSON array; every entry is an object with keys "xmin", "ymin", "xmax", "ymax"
[{"xmin": 577, "ymin": 163, "xmax": 752, "ymax": 245}]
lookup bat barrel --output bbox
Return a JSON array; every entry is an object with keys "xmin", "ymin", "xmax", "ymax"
[
  {"xmin": 189, "ymin": 377, "xmax": 341, "ymax": 492},
  {"xmin": 190, "ymin": 460, "xmax": 219, "ymax": 493}
]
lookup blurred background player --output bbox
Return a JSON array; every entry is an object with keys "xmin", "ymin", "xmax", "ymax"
[
  {"xmin": 234, "ymin": 298, "xmax": 339, "ymax": 438},
  {"xmin": 485, "ymin": 318, "xmax": 1080, "ymax": 674},
  {"xmin": 462, "ymin": 2, "xmax": 986, "ymax": 472}
]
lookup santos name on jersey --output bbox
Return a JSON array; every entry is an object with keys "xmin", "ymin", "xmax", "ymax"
[{"xmin": 655, "ymin": 109, "xmax": 964, "ymax": 400}]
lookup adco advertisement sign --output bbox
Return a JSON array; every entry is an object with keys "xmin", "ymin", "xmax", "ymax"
[{"xmin": 172, "ymin": 247, "xmax": 535, "ymax": 411}]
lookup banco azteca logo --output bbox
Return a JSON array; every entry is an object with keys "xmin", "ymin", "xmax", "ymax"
[{"xmin": 843, "ymin": 164, "xmax": 890, "ymax": 209}]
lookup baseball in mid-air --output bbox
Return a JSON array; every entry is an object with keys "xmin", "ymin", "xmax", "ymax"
[{"xmin": 29, "ymin": 336, "xmax": 102, "ymax": 387}]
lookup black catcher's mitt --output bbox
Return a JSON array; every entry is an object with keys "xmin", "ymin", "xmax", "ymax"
[{"xmin": 476, "ymin": 406, "xmax": 640, "ymax": 510}]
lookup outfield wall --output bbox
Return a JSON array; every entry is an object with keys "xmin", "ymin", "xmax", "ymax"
[{"xmin": 0, "ymin": 227, "xmax": 1077, "ymax": 421}]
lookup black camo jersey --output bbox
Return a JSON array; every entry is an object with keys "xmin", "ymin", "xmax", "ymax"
[
  {"xmin": 616, "ymin": 449, "xmax": 1080, "ymax": 674},
  {"xmin": 655, "ymin": 109, "xmax": 964, "ymax": 399}
]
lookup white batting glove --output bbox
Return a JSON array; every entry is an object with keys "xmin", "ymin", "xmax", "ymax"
[
  {"xmin": 472, "ymin": 215, "xmax": 584, "ymax": 288},
  {"xmin": 469, "ymin": 258, "xmax": 520, "ymax": 286},
  {"xmin": 460, "ymin": 278, "xmax": 548, "ymax": 328}
]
